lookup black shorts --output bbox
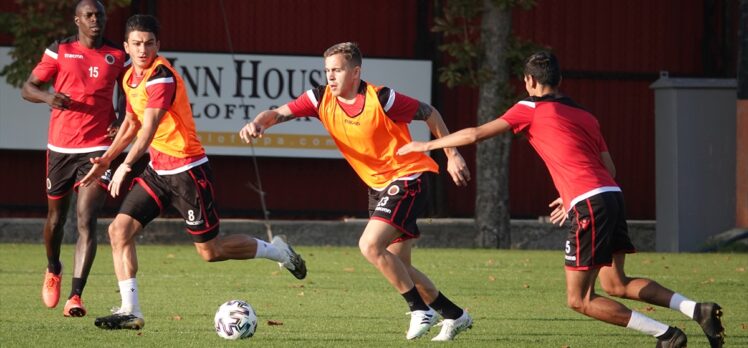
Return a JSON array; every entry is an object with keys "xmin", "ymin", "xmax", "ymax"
[
  {"xmin": 46, "ymin": 150, "xmax": 111, "ymax": 199},
  {"xmin": 367, "ymin": 173, "xmax": 429, "ymax": 244},
  {"xmin": 564, "ymin": 191, "xmax": 636, "ymax": 270},
  {"xmin": 119, "ymin": 163, "xmax": 220, "ymax": 243}
]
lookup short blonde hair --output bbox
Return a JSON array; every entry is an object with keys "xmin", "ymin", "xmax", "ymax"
[{"xmin": 323, "ymin": 42, "xmax": 362, "ymax": 67}]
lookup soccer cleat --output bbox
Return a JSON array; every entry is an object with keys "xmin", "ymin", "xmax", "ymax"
[
  {"xmin": 63, "ymin": 295, "xmax": 87, "ymax": 317},
  {"xmin": 431, "ymin": 310, "xmax": 473, "ymax": 341},
  {"xmin": 42, "ymin": 267, "xmax": 62, "ymax": 308},
  {"xmin": 94, "ymin": 312, "xmax": 145, "ymax": 330},
  {"xmin": 271, "ymin": 235, "xmax": 307, "ymax": 279},
  {"xmin": 656, "ymin": 326, "xmax": 687, "ymax": 348},
  {"xmin": 694, "ymin": 302, "xmax": 725, "ymax": 348},
  {"xmin": 406, "ymin": 308, "xmax": 438, "ymax": 340}
]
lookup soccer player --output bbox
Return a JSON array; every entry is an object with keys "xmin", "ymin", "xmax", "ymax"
[
  {"xmin": 397, "ymin": 51, "xmax": 725, "ymax": 348},
  {"xmin": 239, "ymin": 42, "xmax": 473, "ymax": 341},
  {"xmin": 21, "ymin": 0, "xmax": 129, "ymax": 318},
  {"xmin": 79, "ymin": 14, "xmax": 306, "ymax": 330}
]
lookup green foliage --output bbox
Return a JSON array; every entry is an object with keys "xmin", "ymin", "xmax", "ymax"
[
  {"xmin": 0, "ymin": 0, "xmax": 130, "ymax": 88},
  {"xmin": 432, "ymin": 0, "xmax": 539, "ymax": 88},
  {"xmin": 1, "ymin": 243, "xmax": 747, "ymax": 347},
  {"xmin": 432, "ymin": 0, "xmax": 484, "ymax": 88}
]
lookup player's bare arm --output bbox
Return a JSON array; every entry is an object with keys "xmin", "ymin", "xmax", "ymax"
[
  {"xmin": 601, "ymin": 152, "xmax": 616, "ymax": 178},
  {"xmin": 107, "ymin": 83, "xmax": 128, "ymax": 139},
  {"xmin": 80, "ymin": 112, "xmax": 141, "ymax": 187},
  {"xmin": 107, "ymin": 107, "xmax": 165, "ymax": 197},
  {"xmin": 398, "ymin": 117, "xmax": 513, "ymax": 156},
  {"xmin": 419, "ymin": 103, "xmax": 470, "ymax": 186},
  {"xmin": 21, "ymin": 74, "xmax": 70, "ymax": 110},
  {"xmin": 240, "ymin": 104, "xmax": 294, "ymax": 142}
]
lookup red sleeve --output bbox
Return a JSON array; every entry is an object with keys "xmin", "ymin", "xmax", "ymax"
[
  {"xmin": 383, "ymin": 91, "xmax": 419, "ymax": 123},
  {"xmin": 31, "ymin": 44, "xmax": 60, "ymax": 82},
  {"xmin": 126, "ymin": 99, "xmax": 134, "ymax": 114},
  {"xmin": 145, "ymin": 78, "xmax": 176, "ymax": 109},
  {"xmin": 500, "ymin": 101, "xmax": 535, "ymax": 134},
  {"xmin": 287, "ymin": 91, "xmax": 320, "ymax": 117}
]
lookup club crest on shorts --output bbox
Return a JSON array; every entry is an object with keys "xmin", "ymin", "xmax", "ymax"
[
  {"xmin": 46, "ymin": 178, "xmax": 52, "ymax": 190},
  {"xmin": 105, "ymin": 54, "xmax": 115, "ymax": 65},
  {"xmin": 387, "ymin": 185, "xmax": 400, "ymax": 196},
  {"xmin": 579, "ymin": 218, "xmax": 590, "ymax": 230}
]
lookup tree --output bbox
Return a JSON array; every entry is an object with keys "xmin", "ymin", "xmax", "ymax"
[
  {"xmin": 432, "ymin": 0, "xmax": 537, "ymax": 248},
  {"xmin": 0, "ymin": 0, "xmax": 130, "ymax": 88}
]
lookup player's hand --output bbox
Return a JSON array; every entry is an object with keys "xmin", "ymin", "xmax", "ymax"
[
  {"xmin": 548, "ymin": 197, "xmax": 567, "ymax": 226},
  {"xmin": 106, "ymin": 125, "xmax": 119, "ymax": 140},
  {"xmin": 47, "ymin": 92, "xmax": 71, "ymax": 110},
  {"xmin": 106, "ymin": 119, "xmax": 122, "ymax": 139},
  {"xmin": 108, "ymin": 164, "xmax": 132, "ymax": 198},
  {"xmin": 446, "ymin": 152, "xmax": 470, "ymax": 187},
  {"xmin": 80, "ymin": 157, "xmax": 110, "ymax": 187},
  {"xmin": 239, "ymin": 121, "xmax": 264, "ymax": 143},
  {"xmin": 396, "ymin": 141, "xmax": 428, "ymax": 156}
]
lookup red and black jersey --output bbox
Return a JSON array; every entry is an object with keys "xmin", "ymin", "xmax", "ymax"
[
  {"xmin": 31, "ymin": 35, "xmax": 129, "ymax": 153},
  {"xmin": 500, "ymin": 95, "xmax": 620, "ymax": 211}
]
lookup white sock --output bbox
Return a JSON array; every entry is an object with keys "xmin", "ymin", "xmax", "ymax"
[
  {"xmin": 626, "ymin": 311, "xmax": 670, "ymax": 337},
  {"xmin": 118, "ymin": 278, "xmax": 142, "ymax": 318},
  {"xmin": 253, "ymin": 239, "xmax": 286, "ymax": 263},
  {"xmin": 669, "ymin": 293, "xmax": 696, "ymax": 319}
]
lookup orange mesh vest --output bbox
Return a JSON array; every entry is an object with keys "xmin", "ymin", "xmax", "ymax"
[
  {"xmin": 123, "ymin": 56, "xmax": 204, "ymax": 164},
  {"xmin": 317, "ymin": 82, "xmax": 438, "ymax": 189}
]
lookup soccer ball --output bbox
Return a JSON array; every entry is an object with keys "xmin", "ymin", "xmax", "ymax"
[{"xmin": 214, "ymin": 300, "xmax": 258, "ymax": 340}]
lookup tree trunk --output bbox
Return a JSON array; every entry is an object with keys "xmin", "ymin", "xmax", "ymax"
[{"xmin": 474, "ymin": 0, "xmax": 512, "ymax": 248}]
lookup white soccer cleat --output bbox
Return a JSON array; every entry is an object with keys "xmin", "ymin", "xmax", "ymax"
[
  {"xmin": 406, "ymin": 308, "xmax": 438, "ymax": 340},
  {"xmin": 431, "ymin": 310, "xmax": 473, "ymax": 341},
  {"xmin": 270, "ymin": 235, "xmax": 307, "ymax": 279}
]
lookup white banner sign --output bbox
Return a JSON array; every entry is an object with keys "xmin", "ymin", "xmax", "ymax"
[{"xmin": 0, "ymin": 47, "xmax": 433, "ymax": 158}]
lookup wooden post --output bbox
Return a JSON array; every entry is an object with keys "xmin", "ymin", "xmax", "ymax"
[{"xmin": 737, "ymin": 0, "xmax": 748, "ymax": 228}]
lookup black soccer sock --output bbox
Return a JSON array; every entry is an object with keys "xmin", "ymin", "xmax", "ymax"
[
  {"xmin": 47, "ymin": 260, "xmax": 62, "ymax": 275},
  {"xmin": 70, "ymin": 277, "xmax": 86, "ymax": 298},
  {"xmin": 428, "ymin": 292, "xmax": 464, "ymax": 320},
  {"xmin": 401, "ymin": 286, "xmax": 429, "ymax": 312}
]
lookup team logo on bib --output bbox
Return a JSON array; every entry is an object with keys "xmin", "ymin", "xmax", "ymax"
[
  {"xmin": 387, "ymin": 185, "xmax": 400, "ymax": 196},
  {"xmin": 105, "ymin": 54, "xmax": 115, "ymax": 65}
]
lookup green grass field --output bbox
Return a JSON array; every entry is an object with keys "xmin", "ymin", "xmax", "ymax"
[{"xmin": 1, "ymin": 243, "xmax": 746, "ymax": 347}]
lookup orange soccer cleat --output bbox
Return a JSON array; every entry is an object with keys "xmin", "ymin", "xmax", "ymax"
[
  {"xmin": 63, "ymin": 295, "xmax": 87, "ymax": 317},
  {"xmin": 42, "ymin": 268, "xmax": 62, "ymax": 308}
]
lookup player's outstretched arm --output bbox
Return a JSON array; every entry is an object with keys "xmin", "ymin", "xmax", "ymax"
[
  {"xmin": 239, "ymin": 104, "xmax": 294, "ymax": 142},
  {"xmin": 106, "ymin": 107, "xmax": 164, "ymax": 197},
  {"xmin": 398, "ymin": 117, "xmax": 513, "ymax": 155},
  {"xmin": 421, "ymin": 104, "xmax": 470, "ymax": 186},
  {"xmin": 80, "ymin": 112, "xmax": 141, "ymax": 188}
]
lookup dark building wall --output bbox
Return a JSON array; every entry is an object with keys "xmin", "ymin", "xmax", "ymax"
[{"xmin": 0, "ymin": 0, "xmax": 736, "ymax": 219}]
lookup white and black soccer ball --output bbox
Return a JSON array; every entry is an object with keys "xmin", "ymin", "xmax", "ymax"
[{"xmin": 214, "ymin": 300, "xmax": 258, "ymax": 340}]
